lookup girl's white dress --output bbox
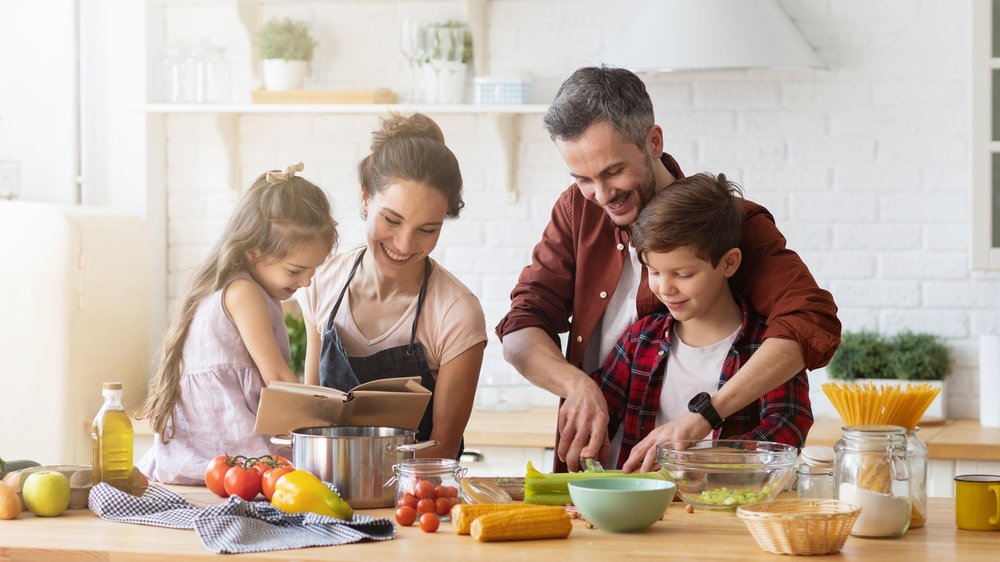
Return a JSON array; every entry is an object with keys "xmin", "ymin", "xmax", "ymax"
[{"xmin": 138, "ymin": 272, "xmax": 290, "ymax": 484}]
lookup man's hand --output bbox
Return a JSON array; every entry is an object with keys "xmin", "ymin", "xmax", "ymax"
[
  {"xmin": 556, "ymin": 377, "xmax": 610, "ymax": 472},
  {"xmin": 621, "ymin": 412, "xmax": 711, "ymax": 473}
]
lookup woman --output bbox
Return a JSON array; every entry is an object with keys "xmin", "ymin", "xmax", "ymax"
[{"xmin": 296, "ymin": 112, "xmax": 486, "ymax": 459}]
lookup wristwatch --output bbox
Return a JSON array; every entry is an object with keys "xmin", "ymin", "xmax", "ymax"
[{"xmin": 687, "ymin": 392, "xmax": 724, "ymax": 429}]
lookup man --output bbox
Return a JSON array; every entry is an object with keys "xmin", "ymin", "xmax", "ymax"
[{"xmin": 495, "ymin": 66, "xmax": 839, "ymax": 472}]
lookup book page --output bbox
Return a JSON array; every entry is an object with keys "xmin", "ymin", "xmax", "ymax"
[{"xmin": 267, "ymin": 381, "xmax": 347, "ymax": 398}]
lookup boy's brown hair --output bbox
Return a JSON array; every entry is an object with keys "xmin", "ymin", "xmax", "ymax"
[{"xmin": 632, "ymin": 172, "xmax": 744, "ymax": 267}]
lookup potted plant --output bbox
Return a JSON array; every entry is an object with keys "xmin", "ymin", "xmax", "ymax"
[
  {"xmin": 421, "ymin": 20, "xmax": 472, "ymax": 103},
  {"xmin": 826, "ymin": 331, "xmax": 890, "ymax": 381},
  {"xmin": 826, "ymin": 330, "xmax": 951, "ymax": 418},
  {"xmin": 257, "ymin": 17, "xmax": 318, "ymax": 91},
  {"xmin": 886, "ymin": 331, "xmax": 950, "ymax": 418}
]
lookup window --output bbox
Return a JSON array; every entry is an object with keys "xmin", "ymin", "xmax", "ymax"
[{"xmin": 973, "ymin": 0, "xmax": 1000, "ymax": 268}]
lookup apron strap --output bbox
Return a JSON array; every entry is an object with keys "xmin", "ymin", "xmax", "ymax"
[
  {"xmin": 324, "ymin": 249, "xmax": 366, "ymax": 333},
  {"xmin": 408, "ymin": 257, "xmax": 433, "ymax": 354}
]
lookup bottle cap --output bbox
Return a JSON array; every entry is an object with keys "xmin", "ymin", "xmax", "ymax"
[{"xmin": 103, "ymin": 382, "xmax": 123, "ymax": 390}]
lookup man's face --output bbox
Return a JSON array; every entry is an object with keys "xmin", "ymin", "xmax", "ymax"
[{"xmin": 555, "ymin": 121, "xmax": 658, "ymax": 227}]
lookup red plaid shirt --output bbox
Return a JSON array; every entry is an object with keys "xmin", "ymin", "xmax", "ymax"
[{"xmin": 593, "ymin": 298, "xmax": 813, "ymax": 468}]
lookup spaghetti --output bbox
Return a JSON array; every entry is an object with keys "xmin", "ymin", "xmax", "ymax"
[{"xmin": 821, "ymin": 381, "xmax": 940, "ymax": 429}]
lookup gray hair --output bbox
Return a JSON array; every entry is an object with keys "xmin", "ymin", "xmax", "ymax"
[{"xmin": 543, "ymin": 66, "xmax": 654, "ymax": 148}]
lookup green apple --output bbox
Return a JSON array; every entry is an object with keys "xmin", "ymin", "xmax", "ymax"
[{"xmin": 22, "ymin": 471, "xmax": 71, "ymax": 517}]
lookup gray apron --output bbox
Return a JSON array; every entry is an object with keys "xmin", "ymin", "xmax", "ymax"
[{"xmin": 318, "ymin": 249, "xmax": 457, "ymax": 454}]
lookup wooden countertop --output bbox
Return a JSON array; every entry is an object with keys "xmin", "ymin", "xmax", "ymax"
[
  {"xmin": 131, "ymin": 405, "xmax": 1000, "ymax": 460},
  {"xmin": 464, "ymin": 406, "xmax": 557, "ymax": 448},
  {"xmin": 806, "ymin": 418, "xmax": 1000, "ymax": 461},
  {"xmin": 1, "ymin": 488, "xmax": 996, "ymax": 561}
]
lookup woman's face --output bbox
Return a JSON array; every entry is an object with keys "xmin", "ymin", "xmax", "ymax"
[{"xmin": 363, "ymin": 179, "xmax": 449, "ymax": 278}]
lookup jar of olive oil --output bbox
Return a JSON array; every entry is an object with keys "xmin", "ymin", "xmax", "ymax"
[{"xmin": 91, "ymin": 382, "xmax": 134, "ymax": 493}]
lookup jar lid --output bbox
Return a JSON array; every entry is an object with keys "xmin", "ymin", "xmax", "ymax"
[
  {"xmin": 102, "ymin": 382, "xmax": 123, "ymax": 390},
  {"xmin": 843, "ymin": 424, "xmax": 906, "ymax": 436},
  {"xmin": 800, "ymin": 445, "xmax": 834, "ymax": 467}
]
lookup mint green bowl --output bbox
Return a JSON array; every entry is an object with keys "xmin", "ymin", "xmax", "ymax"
[{"xmin": 568, "ymin": 478, "xmax": 676, "ymax": 533}]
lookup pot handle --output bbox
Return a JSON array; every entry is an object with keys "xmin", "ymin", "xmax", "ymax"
[
  {"xmin": 389, "ymin": 439, "xmax": 439, "ymax": 453},
  {"xmin": 270, "ymin": 434, "xmax": 292, "ymax": 447}
]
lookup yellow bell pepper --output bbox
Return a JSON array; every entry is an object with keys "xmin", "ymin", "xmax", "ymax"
[{"xmin": 270, "ymin": 469, "xmax": 353, "ymax": 521}]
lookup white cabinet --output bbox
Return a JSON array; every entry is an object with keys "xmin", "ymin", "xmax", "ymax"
[
  {"xmin": 460, "ymin": 445, "xmax": 554, "ymax": 477},
  {"xmin": 927, "ymin": 459, "xmax": 1000, "ymax": 498}
]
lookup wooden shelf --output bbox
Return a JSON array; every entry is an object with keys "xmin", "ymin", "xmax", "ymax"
[
  {"xmin": 145, "ymin": 103, "xmax": 546, "ymax": 202},
  {"xmin": 144, "ymin": 103, "xmax": 548, "ymax": 115}
]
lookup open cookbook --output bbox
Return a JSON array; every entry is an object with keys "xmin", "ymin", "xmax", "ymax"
[{"xmin": 253, "ymin": 376, "xmax": 431, "ymax": 435}]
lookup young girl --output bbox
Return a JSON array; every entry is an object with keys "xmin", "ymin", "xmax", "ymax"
[
  {"xmin": 138, "ymin": 163, "xmax": 338, "ymax": 484},
  {"xmin": 297, "ymin": 113, "xmax": 487, "ymax": 460}
]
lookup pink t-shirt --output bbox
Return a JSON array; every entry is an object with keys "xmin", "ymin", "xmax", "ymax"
[{"xmin": 296, "ymin": 246, "xmax": 487, "ymax": 375}]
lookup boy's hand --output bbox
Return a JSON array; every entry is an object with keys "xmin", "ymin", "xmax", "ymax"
[
  {"xmin": 556, "ymin": 378, "xmax": 610, "ymax": 472},
  {"xmin": 621, "ymin": 412, "xmax": 711, "ymax": 473}
]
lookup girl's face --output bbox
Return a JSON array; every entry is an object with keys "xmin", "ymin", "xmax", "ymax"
[
  {"xmin": 363, "ymin": 180, "xmax": 449, "ymax": 278},
  {"xmin": 246, "ymin": 236, "xmax": 331, "ymax": 301}
]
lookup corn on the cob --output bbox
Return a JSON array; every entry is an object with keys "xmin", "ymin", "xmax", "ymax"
[
  {"xmin": 451, "ymin": 503, "xmax": 547, "ymax": 535},
  {"xmin": 470, "ymin": 506, "xmax": 572, "ymax": 542}
]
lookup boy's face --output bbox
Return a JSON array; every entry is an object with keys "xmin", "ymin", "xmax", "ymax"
[
  {"xmin": 555, "ymin": 121, "xmax": 660, "ymax": 227},
  {"xmin": 644, "ymin": 245, "xmax": 741, "ymax": 323}
]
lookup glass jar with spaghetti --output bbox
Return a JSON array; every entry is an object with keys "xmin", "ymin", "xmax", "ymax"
[{"xmin": 834, "ymin": 425, "xmax": 911, "ymax": 538}]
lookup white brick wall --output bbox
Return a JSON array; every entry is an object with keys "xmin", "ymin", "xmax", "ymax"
[{"xmin": 158, "ymin": 0, "xmax": 1000, "ymax": 421}]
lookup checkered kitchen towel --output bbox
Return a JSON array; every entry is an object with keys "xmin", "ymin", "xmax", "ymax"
[{"xmin": 89, "ymin": 483, "xmax": 395, "ymax": 554}]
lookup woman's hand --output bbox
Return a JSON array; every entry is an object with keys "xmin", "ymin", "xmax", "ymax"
[{"xmin": 423, "ymin": 342, "xmax": 486, "ymax": 459}]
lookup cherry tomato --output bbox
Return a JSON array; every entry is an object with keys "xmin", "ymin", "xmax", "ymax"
[
  {"xmin": 223, "ymin": 465, "xmax": 262, "ymax": 500},
  {"xmin": 261, "ymin": 465, "xmax": 295, "ymax": 501},
  {"xmin": 434, "ymin": 497, "xmax": 452, "ymax": 516},
  {"xmin": 416, "ymin": 498, "xmax": 435, "ymax": 515},
  {"xmin": 205, "ymin": 455, "xmax": 235, "ymax": 497},
  {"xmin": 395, "ymin": 505, "xmax": 417, "ymax": 526},
  {"xmin": 435, "ymin": 484, "xmax": 459, "ymax": 498},
  {"xmin": 397, "ymin": 492, "xmax": 418, "ymax": 509},
  {"xmin": 419, "ymin": 512, "xmax": 440, "ymax": 533},
  {"xmin": 415, "ymin": 479, "xmax": 436, "ymax": 499}
]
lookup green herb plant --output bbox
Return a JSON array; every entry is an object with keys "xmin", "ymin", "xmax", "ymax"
[
  {"xmin": 285, "ymin": 313, "xmax": 307, "ymax": 381},
  {"xmin": 257, "ymin": 17, "xmax": 318, "ymax": 61},
  {"xmin": 827, "ymin": 331, "xmax": 890, "ymax": 380},
  {"xmin": 886, "ymin": 331, "xmax": 950, "ymax": 381},
  {"xmin": 429, "ymin": 20, "xmax": 473, "ymax": 64}
]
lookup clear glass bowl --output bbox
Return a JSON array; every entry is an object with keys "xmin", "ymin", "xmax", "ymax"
[{"xmin": 656, "ymin": 440, "xmax": 799, "ymax": 511}]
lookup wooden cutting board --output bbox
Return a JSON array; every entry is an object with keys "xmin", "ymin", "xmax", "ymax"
[{"xmin": 250, "ymin": 88, "xmax": 398, "ymax": 104}]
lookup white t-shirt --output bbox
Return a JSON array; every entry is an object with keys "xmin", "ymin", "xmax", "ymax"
[
  {"xmin": 582, "ymin": 244, "xmax": 642, "ymax": 374},
  {"xmin": 296, "ymin": 246, "xmax": 488, "ymax": 375},
  {"xmin": 603, "ymin": 323, "xmax": 740, "ymax": 468}
]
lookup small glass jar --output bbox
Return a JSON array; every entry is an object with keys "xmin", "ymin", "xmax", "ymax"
[
  {"xmin": 834, "ymin": 425, "xmax": 911, "ymax": 538},
  {"xmin": 906, "ymin": 428, "xmax": 928, "ymax": 528},
  {"xmin": 391, "ymin": 458, "xmax": 465, "ymax": 521},
  {"xmin": 797, "ymin": 445, "xmax": 835, "ymax": 499}
]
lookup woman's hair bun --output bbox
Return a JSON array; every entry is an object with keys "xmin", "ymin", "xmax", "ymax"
[{"xmin": 370, "ymin": 112, "xmax": 445, "ymax": 152}]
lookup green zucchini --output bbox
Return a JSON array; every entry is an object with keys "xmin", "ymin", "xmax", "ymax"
[{"xmin": 0, "ymin": 458, "xmax": 41, "ymax": 480}]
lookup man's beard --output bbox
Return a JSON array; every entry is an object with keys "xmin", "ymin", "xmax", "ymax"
[{"xmin": 635, "ymin": 154, "xmax": 659, "ymax": 212}]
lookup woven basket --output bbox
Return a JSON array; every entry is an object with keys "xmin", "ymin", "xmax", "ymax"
[{"xmin": 736, "ymin": 499, "xmax": 860, "ymax": 556}]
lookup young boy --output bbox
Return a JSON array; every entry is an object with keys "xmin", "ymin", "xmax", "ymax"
[{"xmin": 593, "ymin": 173, "xmax": 814, "ymax": 472}]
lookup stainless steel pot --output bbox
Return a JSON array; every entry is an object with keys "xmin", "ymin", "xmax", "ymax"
[{"xmin": 271, "ymin": 426, "xmax": 437, "ymax": 508}]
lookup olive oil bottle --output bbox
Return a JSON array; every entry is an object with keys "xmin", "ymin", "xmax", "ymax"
[{"xmin": 91, "ymin": 382, "xmax": 134, "ymax": 493}]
